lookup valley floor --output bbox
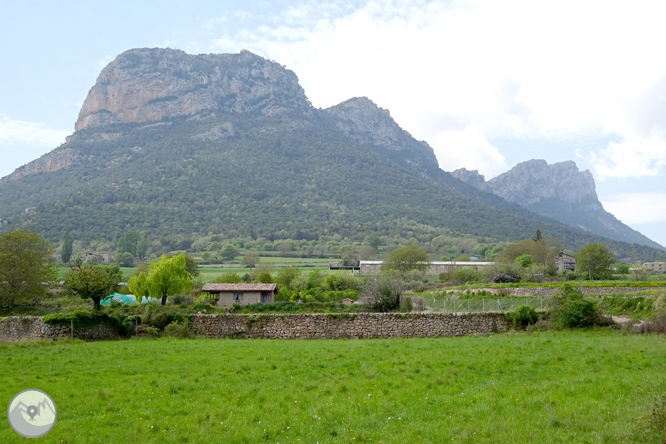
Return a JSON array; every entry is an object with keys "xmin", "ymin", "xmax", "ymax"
[{"xmin": 1, "ymin": 331, "xmax": 664, "ymax": 443}]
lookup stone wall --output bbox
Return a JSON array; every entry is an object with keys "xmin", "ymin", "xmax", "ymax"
[
  {"xmin": 0, "ymin": 316, "xmax": 117, "ymax": 341},
  {"xmin": 458, "ymin": 286, "xmax": 657, "ymax": 297},
  {"xmin": 190, "ymin": 313, "xmax": 509, "ymax": 339},
  {"xmin": 1, "ymin": 313, "xmax": 510, "ymax": 341}
]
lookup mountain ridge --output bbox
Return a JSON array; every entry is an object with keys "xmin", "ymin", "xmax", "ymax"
[
  {"xmin": 452, "ymin": 160, "xmax": 663, "ymax": 250},
  {"xmin": 1, "ymin": 48, "xmax": 664, "ymax": 261}
]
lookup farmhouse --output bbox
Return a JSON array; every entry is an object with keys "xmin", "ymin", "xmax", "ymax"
[
  {"xmin": 643, "ymin": 262, "xmax": 666, "ymax": 272},
  {"xmin": 81, "ymin": 252, "xmax": 111, "ymax": 263},
  {"xmin": 359, "ymin": 260, "xmax": 493, "ymax": 275},
  {"xmin": 556, "ymin": 252, "xmax": 576, "ymax": 272},
  {"xmin": 202, "ymin": 283, "xmax": 278, "ymax": 306}
]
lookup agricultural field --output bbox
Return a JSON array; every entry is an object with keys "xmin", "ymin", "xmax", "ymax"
[
  {"xmin": 57, "ymin": 256, "xmax": 341, "ymax": 284},
  {"xmin": 1, "ymin": 331, "xmax": 665, "ymax": 443}
]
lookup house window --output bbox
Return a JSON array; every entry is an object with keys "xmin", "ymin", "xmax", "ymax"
[{"xmin": 234, "ymin": 293, "xmax": 243, "ymax": 302}]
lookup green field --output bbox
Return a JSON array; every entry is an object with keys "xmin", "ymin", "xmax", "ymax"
[
  {"xmin": 1, "ymin": 331, "xmax": 665, "ymax": 443},
  {"xmin": 57, "ymin": 256, "xmax": 342, "ymax": 284}
]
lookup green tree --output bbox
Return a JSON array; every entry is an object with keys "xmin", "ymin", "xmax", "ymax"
[
  {"xmin": 576, "ymin": 243, "xmax": 615, "ymax": 280},
  {"xmin": 128, "ymin": 254, "xmax": 193, "ymax": 305},
  {"xmin": 381, "ymin": 244, "xmax": 430, "ymax": 275},
  {"xmin": 253, "ymin": 269, "xmax": 273, "ymax": 284},
  {"xmin": 498, "ymin": 237, "xmax": 560, "ymax": 272},
  {"xmin": 533, "ymin": 229, "xmax": 543, "ymax": 243},
  {"xmin": 182, "ymin": 254, "xmax": 200, "ymax": 278},
  {"xmin": 117, "ymin": 230, "xmax": 141, "ymax": 256},
  {"xmin": 365, "ymin": 232, "xmax": 383, "ymax": 250},
  {"xmin": 241, "ymin": 252, "xmax": 260, "ymax": 270},
  {"xmin": 277, "ymin": 242, "xmax": 292, "ymax": 256},
  {"xmin": 616, "ymin": 263, "xmax": 630, "ymax": 275},
  {"xmin": 275, "ymin": 266, "xmax": 301, "ymax": 290},
  {"xmin": 358, "ymin": 245, "xmax": 377, "ymax": 260},
  {"xmin": 220, "ymin": 244, "xmax": 238, "ymax": 261},
  {"xmin": 63, "ymin": 263, "xmax": 123, "ymax": 310},
  {"xmin": 116, "ymin": 252, "xmax": 135, "ymax": 267},
  {"xmin": 215, "ymin": 271, "xmax": 242, "ymax": 283},
  {"xmin": 61, "ymin": 231, "xmax": 73, "ymax": 264},
  {"xmin": 136, "ymin": 238, "xmax": 148, "ymax": 260},
  {"xmin": 514, "ymin": 254, "xmax": 533, "ymax": 268},
  {"xmin": 0, "ymin": 229, "xmax": 57, "ymax": 309}
]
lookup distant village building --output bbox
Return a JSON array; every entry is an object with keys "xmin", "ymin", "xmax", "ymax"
[
  {"xmin": 202, "ymin": 283, "xmax": 278, "ymax": 306},
  {"xmin": 359, "ymin": 260, "xmax": 493, "ymax": 275},
  {"xmin": 341, "ymin": 298, "xmax": 355, "ymax": 305},
  {"xmin": 643, "ymin": 262, "xmax": 666, "ymax": 273},
  {"xmin": 81, "ymin": 252, "xmax": 111, "ymax": 264},
  {"xmin": 556, "ymin": 252, "xmax": 577, "ymax": 273}
]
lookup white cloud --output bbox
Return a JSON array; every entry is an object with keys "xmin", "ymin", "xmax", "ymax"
[
  {"xmin": 601, "ymin": 192, "xmax": 666, "ymax": 225},
  {"xmin": 592, "ymin": 72, "xmax": 666, "ymax": 179},
  {"xmin": 0, "ymin": 114, "xmax": 69, "ymax": 147},
  {"xmin": 204, "ymin": 0, "xmax": 666, "ymax": 178},
  {"xmin": 0, "ymin": 115, "xmax": 69, "ymax": 178},
  {"xmin": 429, "ymin": 127, "xmax": 508, "ymax": 177}
]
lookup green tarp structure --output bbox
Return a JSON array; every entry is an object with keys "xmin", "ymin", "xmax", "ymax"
[{"xmin": 101, "ymin": 293, "xmax": 137, "ymax": 305}]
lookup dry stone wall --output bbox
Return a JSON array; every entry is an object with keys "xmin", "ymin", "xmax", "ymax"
[
  {"xmin": 1, "ymin": 313, "xmax": 509, "ymax": 341},
  {"xmin": 190, "ymin": 313, "xmax": 509, "ymax": 339},
  {"xmin": 0, "ymin": 316, "xmax": 117, "ymax": 341},
  {"xmin": 460, "ymin": 286, "xmax": 657, "ymax": 297}
]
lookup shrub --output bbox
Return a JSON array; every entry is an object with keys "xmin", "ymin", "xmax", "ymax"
[
  {"xmin": 556, "ymin": 299, "xmax": 599, "ymax": 328},
  {"xmin": 43, "ymin": 309, "xmax": 135, "ymax": 336},
  {"xmin": 512, "ymin": 305, "xmax": 538, "ymax": 330},
  {"xmin": 163, "ymin": 320, "xmax": 191, "ymax": 338},
  {"xmin": 323, "ymin": 274, "xmax": 361, "ymax": 292},
  {"xmin": 399, "ymin": 297, "xmax": 413, "ymax": 313},
  {"xmin": 493, "ymin": 272, "xmax": 520, "ymax": 284},
  {"xmin": 141, "ymin": 326, "xmax": 161, "ymax": 337},
  {"xmin": 440, "ymin": 268, "xmax": 480, "ymax": 285},
  {"xmin": 170, "ymin": 294, "xmax": 193, "ymax": 305},
  {"xmin": 141, "ymin": 304, "xmax": 186, "ymax": 330},
  {"xmin": 636, "ymin": 312, "xmax": 666, "ymax": 334}
]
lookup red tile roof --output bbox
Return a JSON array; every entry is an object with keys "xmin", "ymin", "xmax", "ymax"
[{"xmin": 201, "ymin": 283, "xmax": 278, "ymax": 293}]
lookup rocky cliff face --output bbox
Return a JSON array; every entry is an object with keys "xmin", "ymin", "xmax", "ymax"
[
  {"xmin": 450, "ymin": 168, "xmax": 491, "ymax": 192},
  {"xmin": 75, "ymin": 48, "xmax": 312, "ymax": 131},
  {"xmin": 487, "ymin": 159, "xmax": 598, "ymax": 205},
  {"xmin": 452, "ymin": 160, "xmax": 663, "ymax": 249},
  {"xmin": 323, "ymin": 97, "xmax": 439, "ymax": 174},
  {"xmin": 1, "ymin": 147, "xmax": 82, "ymax": 182}
]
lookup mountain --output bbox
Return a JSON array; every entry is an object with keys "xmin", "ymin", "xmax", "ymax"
[
  {"xmin": 1, "ymin": 48, "xmax": 664, "ymax": 261},
  {"xmin": 452, "ymin": 160, "xmax": 662, "ymax": 250}
]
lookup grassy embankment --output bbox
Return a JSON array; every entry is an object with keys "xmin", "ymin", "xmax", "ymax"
[{"xmin": 1, "ymin": 331, "xmax": 665, "ymax": 443}]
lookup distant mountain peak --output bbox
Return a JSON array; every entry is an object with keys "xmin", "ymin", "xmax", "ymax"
[
  {"xmin": 450, "ymin": 168, "xmax": 491, "ymax": 192},
  {"xmin": 452, "ymin": 159, "xmax": 662, "ymax": 249},
  {"xmin": 323, "ymin": 96, "xmax": 439, "ymax": 173},
  {"xmin": 488, "ymin": 159, "xmax": 598, "ymax": 205},
  {"xmin": 75, "ymin": 47, "xmax": 312, "ymax": 132}
]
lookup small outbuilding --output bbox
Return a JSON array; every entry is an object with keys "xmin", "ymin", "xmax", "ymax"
[{"xmin": 201, "ymin": 283, "xmax": 279, "ymax": 306}]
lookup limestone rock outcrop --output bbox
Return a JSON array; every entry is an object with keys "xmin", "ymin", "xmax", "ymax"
[
  {"xmin": 1, "ymin": 147, "xmax": 81, "ymax": 182},
  {"xmin": 75, "ymin": 48, "xmax": 312, "ymax": 132},
  {"xmin": 487, "ymin": 159, "xmax": 597, "ymax": 205},
  {"xmin": 451, "ymin": 160, "xmax": 662, "ymax": 249},
  {"xmin": 323, "ymin": 97, "xmax": 439, "ymax": 174},
  {"xmin": 450, "ymin": 168, "xmax": 491, "ymax": 192}
]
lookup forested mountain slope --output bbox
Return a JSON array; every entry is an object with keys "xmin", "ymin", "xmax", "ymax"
[{"xmin": 0, "ymin": 48, "xmax": 663, "ymax": 261}]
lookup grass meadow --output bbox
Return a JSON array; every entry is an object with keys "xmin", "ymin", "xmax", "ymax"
[{"xmin": 1, "ymin": 331, "xmax": 665, "ymax": 443}]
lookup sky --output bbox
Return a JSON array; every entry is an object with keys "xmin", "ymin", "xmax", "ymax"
[{"xmin": 1, "ymin": 0, "xmax": 665, "ymax": 248}]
